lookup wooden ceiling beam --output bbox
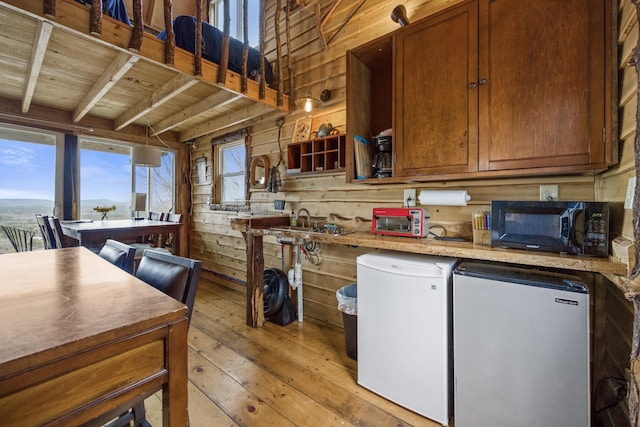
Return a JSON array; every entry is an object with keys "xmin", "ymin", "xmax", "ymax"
[
  {"xmin": 73, "ymin": 52, "xmax": 139, "ymax": 123},
  {"xmin": 179, "ymin": 101, "xmax": 277, "ymax": 141},
  {"xmin": 114, "ymin": 73, "xmax": 199, "ymax": 130},
  {"xmin": 151, "ymin": 91, "xmax": 243, "ymax": 136},
  {"xmin": 22, "ymin": 20, "xmax": 53, "ymax": 113}
]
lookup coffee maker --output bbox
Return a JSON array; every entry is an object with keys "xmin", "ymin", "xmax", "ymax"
[{"xmin": 372, "ymin": 135, "xmax": 392, "ymax": 178}]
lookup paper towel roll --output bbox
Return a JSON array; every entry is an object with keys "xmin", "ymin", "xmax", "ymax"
[{"xmin": 419, "ymin": 190, "xmax": 471, "ymax": 206}]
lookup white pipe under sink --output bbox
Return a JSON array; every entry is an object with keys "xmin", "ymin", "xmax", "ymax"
[{"xmin": 288, "ymin": 245, "xmax": 303, "ymax": 322}]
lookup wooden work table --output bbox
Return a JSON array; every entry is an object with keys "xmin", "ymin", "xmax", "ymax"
[{"xmin": 231, "ymin": 215, "xmax": 628, "ymax": 327}]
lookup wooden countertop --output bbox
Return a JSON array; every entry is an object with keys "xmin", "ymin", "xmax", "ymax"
[{"xmin": 256, "ymin": 228, "xmax": 628, "ymax": 276}]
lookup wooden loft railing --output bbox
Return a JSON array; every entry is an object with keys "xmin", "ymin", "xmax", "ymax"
[{"xmin": 40, "ymin": 0, "xmax": 288, "ymax": 106}]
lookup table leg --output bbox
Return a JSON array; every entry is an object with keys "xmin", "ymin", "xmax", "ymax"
[
  {"xmin": 164, "ymin": 318, "xmax": 189, "ymax": 426},
  {"xmin": 246, "ymin": 231, "xmax": 265, "ymax": 327},
  {"xmin": 174, "ymin": 227, "xmax": 181, "ymax": 256}
]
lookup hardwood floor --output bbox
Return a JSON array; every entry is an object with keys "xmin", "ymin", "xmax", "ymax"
[{"xmin": 142, "ymin": 278, "xmax": 445, "ymax": 427}]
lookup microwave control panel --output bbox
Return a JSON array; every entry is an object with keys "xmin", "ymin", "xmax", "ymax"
[{"xmin": 584, "ymin": 209, "xmax": 608, "ymax": 253}]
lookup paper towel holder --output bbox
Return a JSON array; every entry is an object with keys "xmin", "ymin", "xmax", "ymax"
[{"xmin": 418, "ymin": 190, "xmax": 471, "ymax": 206}]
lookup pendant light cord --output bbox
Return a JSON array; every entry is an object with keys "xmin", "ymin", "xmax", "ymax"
[{"xmin": 276, "ymin": 117, "xmax": 285, "ymax": 167}]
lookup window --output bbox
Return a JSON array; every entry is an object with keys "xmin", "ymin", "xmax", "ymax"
[
  {"xmin": 215, "ymin": 139, "xmax": 247, "ymax": 204},
  {"xmin": 135, "ymin": 151, "xmax": 175, "ymax": 213},
  {"xmin": 0, "ymin": 124, "xmax": 62, "ymax": 253},
  {"xmin": 79, "ymin": 138, "xmax": 175, "ymax": 219},
  {"xmin": 80, "ymin": 139, "xmax": 131, "ymax": 219},
  {"xmin": 209, "ymin": 0, "xmax": 260, "ymax": 47}
]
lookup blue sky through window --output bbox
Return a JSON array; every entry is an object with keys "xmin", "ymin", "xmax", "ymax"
[
  {"xmin": 0, "ymin": 139, "xmax": 55, "ymax": 200},
  {"xmin": 80, "ymin": 148, "xmax": 131, "ymax": 202}
]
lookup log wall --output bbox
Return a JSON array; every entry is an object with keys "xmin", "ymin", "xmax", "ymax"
[{"xmin": 607, "ymin": 1, "xmax": 639, "ymax": 425}]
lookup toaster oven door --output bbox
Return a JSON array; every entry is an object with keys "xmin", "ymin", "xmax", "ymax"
[{"xmin": 375, "ymin": 215, "xmax": 413, "ymax": 234}]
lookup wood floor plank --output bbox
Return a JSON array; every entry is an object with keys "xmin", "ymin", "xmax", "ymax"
[{"xmin": 144, "ymin": 383, "xmax": 239, "ymax": 427}]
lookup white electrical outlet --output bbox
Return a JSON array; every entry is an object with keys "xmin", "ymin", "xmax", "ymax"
[
  {"xmin": 539, "ymin": 185, "xmax": 558, "ymax": 201},
  {"xmin": 404, "ymin": 189, "xmax": 416, "ymax": 207},
  {"xmin": 625, "ymin": 176, "xmax": 636, "ymax": 209}
]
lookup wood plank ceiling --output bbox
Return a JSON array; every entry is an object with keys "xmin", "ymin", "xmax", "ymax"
[{"xmin": 0, "ymin": 0, "xmax": 290, "ymax": 142}]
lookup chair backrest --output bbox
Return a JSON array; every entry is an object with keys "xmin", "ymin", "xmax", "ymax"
[
  {"xmin": 148, "ymin": 211, "xmax": 164, "ymax": 221},
  {"xmin": 161, "ymin": 212, "xmax": 182, "ymax": 250},
  {"xmin": 142, "ymin": 211, "xmax": 165, "ymax": 245},
  {"xmin": 98, "ymin": 239, "xmax": 136, "ymax": 274},
  {"xmin": 135, "ymin": 250, "xmax": 201, "ymax": 324},
  {"xmin": 1, "ymin": 226, "xmax": 35, "ymax": 252},
  {"xmin": 48, "ymin": 216, "xmax": 68, "ymax": 249},
  {"xmin": 164, "ymin": 213, "xmax": 182, "ymax": 223},
  {"xmin": 36, "ymin": 214, "xmax": 57, "ymax": 249}
]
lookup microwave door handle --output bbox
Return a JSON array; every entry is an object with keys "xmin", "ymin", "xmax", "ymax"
[
  {"xmin": 567, "ymin": 210, "xmax": 580, "ymax": 245},
  {"xmin": 561, "ymin": 216, "xmax": 569, "ymax": 239}
]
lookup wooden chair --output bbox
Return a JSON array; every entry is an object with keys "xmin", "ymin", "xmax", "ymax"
[
  {"xmin": 35, "ymin": 214, "xmax": 57, "ymax": 249},
  {"xmin": 92, "ymin": 250, "xmax": 201, "ymax": 427},
  {"xmin": 131, "ymin": 211, "xmax": 164, "ymax": 258},
  {"xmin": 1, "ymin": 225, "xmax": 35, "ymax": 252},
  {"xmin": 134, "ymin": 211, "xmax": 164, "ymax": 246},
  {"xmin": 98, "ymin": 239, "xmax": 136, "ymax": 274},
  {"xmin": 48, "ymin": 216, "xmax": 70, "ymax": 249},
  {"xmin": 136, "ymin": 250, "xmax": 201, "ymax": 323},
  {"xmin": 159, "ymin": 212, "xmax": 182, "ymax": 253}
]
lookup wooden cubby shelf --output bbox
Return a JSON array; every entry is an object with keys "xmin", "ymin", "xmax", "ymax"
[{"xmin": 287, "ymin": 134, "xmax": 346, "ymax": 175}]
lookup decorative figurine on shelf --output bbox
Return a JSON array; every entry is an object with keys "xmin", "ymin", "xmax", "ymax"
[
  {"xmin": 94, "ymin": 205, "xmax": 116, "ymax": 220},
  {"xmin": 314, "ymin": 123, "xmax": 339, "ymax": 137}
]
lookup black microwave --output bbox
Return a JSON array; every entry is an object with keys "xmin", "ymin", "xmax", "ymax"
[{"xmin": 490, "ymin": 201, "xmax": 609, "ymax": 257}]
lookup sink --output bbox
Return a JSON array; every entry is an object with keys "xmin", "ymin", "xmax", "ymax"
[
  {"xmin": 270, "ymin": 226, "xmax": 315, "ymax": 246},
  {"xmin": 275, "ymin": 235, "xmax": 308, "ymax": 245},
  {"xmin": 269, "ymin": 225, "xmax": 353, "ymax": 236},
  {"xmin": 270, "ymin": 226, "xmax": 315, "ymax": 232}
]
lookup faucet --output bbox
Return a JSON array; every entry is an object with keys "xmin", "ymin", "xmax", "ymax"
[{"xmin": 297, "ymin": 208, "xmax": 311, "ymax": 229}]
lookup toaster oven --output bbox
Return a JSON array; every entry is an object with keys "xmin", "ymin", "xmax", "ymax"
[{"xmin": 372, "ymin": 207, "xmax": 430, "ymax": 238}]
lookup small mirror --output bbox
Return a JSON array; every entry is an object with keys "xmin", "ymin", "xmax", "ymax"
[{"xmin": 250, "ymin": 156, "xmax": 269, "ymax": 189}]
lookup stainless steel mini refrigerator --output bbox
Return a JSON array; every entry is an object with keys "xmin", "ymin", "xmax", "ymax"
[{"xmin": 453, "ymin": 261, "xmax": 590, "ymax": 427}]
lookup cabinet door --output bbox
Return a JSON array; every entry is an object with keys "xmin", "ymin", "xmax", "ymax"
[
  {"xmin": 394, "ymin": 1, "xmax": 478, "ymax": 177},
  {"xmin": 478, "ymin": 0, "xmax": 608, "ymax": 171}
]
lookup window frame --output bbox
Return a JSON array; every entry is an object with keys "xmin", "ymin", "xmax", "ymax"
[
  {"xmin": 209, "ymin": 0, "xmax": 260, "ymax": 47},
  {"xmin": 212, "ymin": 129, "xmax": 249, "ymax": 208},
  {"xmin": 0, "ymin": 122, "xmax": 64, "ymax": 216}
]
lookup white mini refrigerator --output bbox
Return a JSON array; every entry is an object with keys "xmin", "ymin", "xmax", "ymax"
[
  {"xmin": 453, "ymin": 261, "xmax": 590, "ymax": 427},
  {"xmin": 357, "ymin": 251, "xmax": 458, "ymax": 426}
]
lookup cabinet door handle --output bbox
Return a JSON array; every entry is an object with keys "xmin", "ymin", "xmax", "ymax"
[
  {"xmin": 468, "ymin": 82, "xmax": 477, "ymax": 89},
  {"xmin": 479, "ymin": 78, "xmax": 488, "ymax": 85}
]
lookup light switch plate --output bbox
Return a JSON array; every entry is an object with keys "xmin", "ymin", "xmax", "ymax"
[
  {"xmin": 625, "ymin": 176, "xmax": 636, "ymax": 209},
  {"xmin": 404, "ymin": 189, "xmax": 416, "ymax": 207},
  {"xmin": 539, "ymin": 185, "xmax": 558, "ymax": 201}
]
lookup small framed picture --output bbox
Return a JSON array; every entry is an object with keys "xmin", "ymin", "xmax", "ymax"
[{"xmin": 292, "ymin": 115, "xmax": 312, "ymax": 143}]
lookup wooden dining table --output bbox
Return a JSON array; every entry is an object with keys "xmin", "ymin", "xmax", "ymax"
[
  {"xmin": 0, "ymin": 247, "xmax": 189, "ymax": 426},
  {"xmin": 61, "ymin": 218, "xmax": 182, "ymax": 255}
]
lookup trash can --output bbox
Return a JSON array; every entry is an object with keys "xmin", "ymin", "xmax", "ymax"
[{"xmin": 336, "ymin": 282, "xmax": 357, "ymax": 360}]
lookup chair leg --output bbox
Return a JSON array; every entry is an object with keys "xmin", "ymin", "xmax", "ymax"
[{"xmin": 132, "ymin": 402, "xmax": 152, "ymax": 427}]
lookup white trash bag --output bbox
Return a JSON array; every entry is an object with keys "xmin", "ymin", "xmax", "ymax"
[{"xmin": 336, "ymin": 282, "xmax": 357, "ymax": 316}]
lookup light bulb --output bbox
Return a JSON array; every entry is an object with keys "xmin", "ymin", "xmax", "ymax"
[{"xmin": 304, "ymin": 98, "xmax": 312, "ymax": 112}]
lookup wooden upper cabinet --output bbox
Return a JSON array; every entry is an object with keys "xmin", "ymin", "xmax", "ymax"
[
  {"xmin": 477, "ymin": 0, "xmax": 610, "ymax": 172},
  {"xmin": 345, "ymin": 0, "xmax": 614, "ymax": 183},
  {"xmin": 394, "ymin": 1, "xmax": 478, "ymax": 177}
]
